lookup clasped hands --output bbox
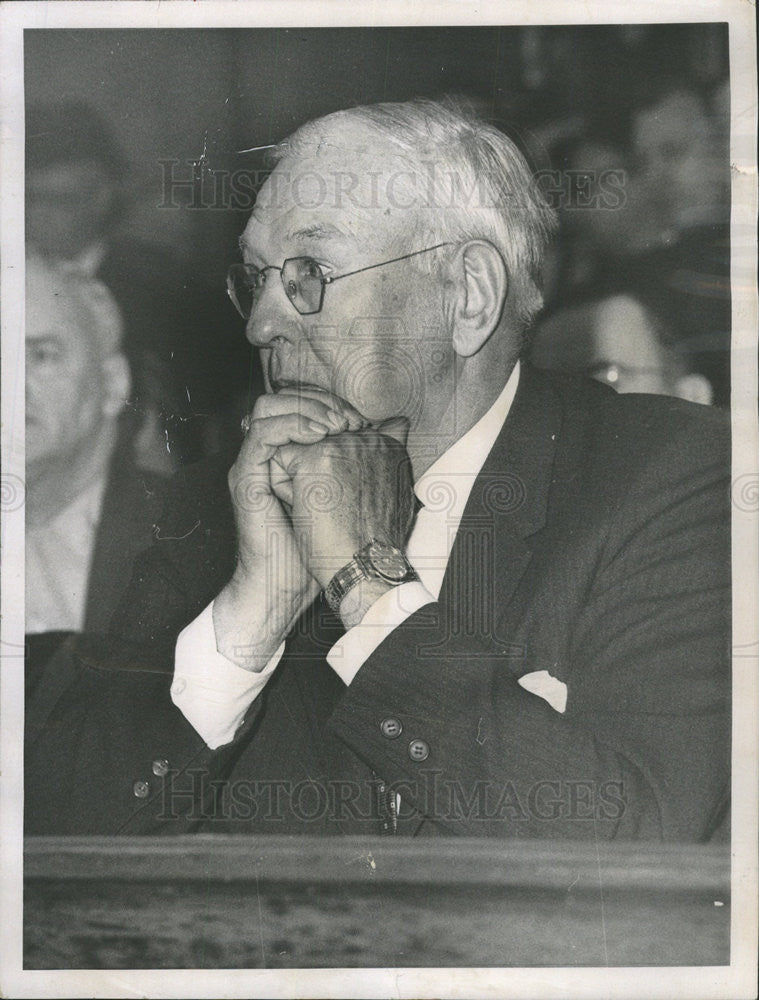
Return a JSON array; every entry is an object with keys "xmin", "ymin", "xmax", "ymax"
[{"xmin": 214, "ymin": 388, "xmax": 416, "ymax": 670}]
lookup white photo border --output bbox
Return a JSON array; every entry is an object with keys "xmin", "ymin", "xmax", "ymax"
[{"xmin": 1, "ymin": 2, "xmax": 756, "ymax": 998}]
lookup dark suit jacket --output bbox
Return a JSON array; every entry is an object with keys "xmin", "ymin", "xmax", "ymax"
[
  {"xmin": 85, "ymin": 458, "xmax": 167, "ymax": 634},
  {"xmin": 25, "ymin": 367, "xmax": 730, "ymax": 841},
  {"xmin": 25, "ymin": 455, "xmax": 166, "ymax": 714}
]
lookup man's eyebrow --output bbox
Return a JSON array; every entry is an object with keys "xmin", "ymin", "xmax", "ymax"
[
  {"xmin": 237, "ymin": 222, "xmax": 352, "ymax": 257},
  {"xmin": 27, "ymin": 332, "xmax": 62, "ymax": 342},
  {"xmin": 285, "ymin": 222, "xmax": 348, "ymax": 242},
  {"xmin": 26, "ymin": 332, "xmax": 65, "ymax": 349}
]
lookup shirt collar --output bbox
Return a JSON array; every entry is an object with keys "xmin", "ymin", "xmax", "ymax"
[
  {"xmin": 28, "ymin": 474, "xmax": 108, "ymax": 539},
  {"xmin": 414, "ymin": 361, "xmax": 520, "ymax": 515}
]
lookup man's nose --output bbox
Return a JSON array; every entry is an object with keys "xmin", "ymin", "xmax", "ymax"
[
  {"xmin": 244, "ymin": 277, "xmax": 299, "ymax": 348},
  {"xmin": 25, "ymin": 367, "xmax": 41, "ymax": 404}
]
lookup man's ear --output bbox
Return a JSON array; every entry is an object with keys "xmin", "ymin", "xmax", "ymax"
[
  {"xmin": 450, "ymin": 240, "xmax": 508, "ymax": 358},
  {"xmin": 101, "ymin": 352, "xmax": 132, "ymax": 418}
]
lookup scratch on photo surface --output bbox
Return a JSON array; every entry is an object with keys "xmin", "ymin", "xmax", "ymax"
[
  {"xmin": 237, "ymin": 143, "xmax": 279, "ymax": 154},
  {"xmin": 154, "ymin": 520, "xmax": 200, "ymax": 541},
  {"xmin": 191, "ymin": 130, "xmax": 209, "ymax": 173},
  {"xmin": 475, "ymin": 716, "xmax": 487, "ymax": 745}
]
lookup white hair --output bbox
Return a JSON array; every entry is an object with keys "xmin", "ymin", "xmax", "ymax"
[{"xmin": 273, "ymin": 96, "xmax": 558, "ymax": 330}]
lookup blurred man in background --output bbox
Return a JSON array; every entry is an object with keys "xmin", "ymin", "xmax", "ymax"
[
  {"xmin": 25, "ymin": 254, "xmax": 166, "ymax": 696},
  {"xmin": 535, "ymin": 75, "xmax": 731, "ymax": 406},
  {"xmin": 26, "ymin": 101, "xmax": 259, "ymax": 468}
]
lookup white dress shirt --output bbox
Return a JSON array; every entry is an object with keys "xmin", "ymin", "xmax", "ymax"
[
  {"xmin": 26, "ymin": 476, "xmax": 108, "ymax": 634},
  {"xmin": 172, "ymin": 363, "xmax": 547, "ymax": 749}
]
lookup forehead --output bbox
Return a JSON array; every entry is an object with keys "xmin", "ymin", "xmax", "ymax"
[
  {"xmin": 26, "ymin": 274, "xmax": 92, "ymax": 349},
  {"xmin": 532, "ymin": 296, "xmax": 663, "ymax": 369},
  {"xmin": 241, "ymin": 135, "xmax": 419, "ymax": 255},
  {"xmin": 593, "ymin": 296, "xmax": 663, "ymax": 365}
]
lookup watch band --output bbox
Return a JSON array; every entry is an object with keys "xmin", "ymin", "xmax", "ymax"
[
  {"xmin": 323, "ymin": 538, "xmax": 416, "ymax": 614},
  {"xmin": 324, "ymin": 559, "xmax": 367, "ymax": 613}
]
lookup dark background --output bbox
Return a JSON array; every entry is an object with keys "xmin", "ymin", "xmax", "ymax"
[
  {"xmin": 25, "ymin": 25, "xmax": 729, "ymax": 274},
  {"xmin": 24, "ymin": 24, "xmax": 731, "ymax": 427}
]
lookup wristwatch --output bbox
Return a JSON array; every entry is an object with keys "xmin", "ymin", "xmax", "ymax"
[{"xmin": 324, "ymin": 538, "xmax": 417, "ymax": 613}]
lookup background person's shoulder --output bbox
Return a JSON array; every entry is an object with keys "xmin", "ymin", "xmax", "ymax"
[
  {"xmin": 526, "ymin": 367, "xmax": 730, "ymax": 521},
  {"xmin": 542, "ymin": 366, "xmax": 729, "ymax": 455},
  {"xmin": 601, "ymin": 385, "xmax": 729, "ymax": 462}
]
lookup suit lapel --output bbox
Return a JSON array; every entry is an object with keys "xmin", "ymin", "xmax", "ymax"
[
  {"xmin": 432, "ymin": 365, "xmax": 562, "ymax": 660},
  {"xmin": 280, "ymin": 367, "xmax": 565, "ymax": 836},
  {"xmin": 84, "ymin": 461, "xmax": 164, "ymax": 634}
]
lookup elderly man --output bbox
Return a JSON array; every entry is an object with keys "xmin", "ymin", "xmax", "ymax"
[
  {"xmin": 25, "ymin": 253, "xmax": 165, "ymax": 696},
  {"xmin": 26, "ymin": 99, "xmax": 729, "ymax": 841}
]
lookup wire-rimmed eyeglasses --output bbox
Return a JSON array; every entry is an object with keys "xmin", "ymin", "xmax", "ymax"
[{"xmin": 226, "ymin": 242, "xmax": 452, "ymax": 319}]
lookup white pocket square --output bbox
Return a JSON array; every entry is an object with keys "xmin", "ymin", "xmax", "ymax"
[{"xmin": 518, "ymin": 670, "xmax": 568, "ymax": 714}]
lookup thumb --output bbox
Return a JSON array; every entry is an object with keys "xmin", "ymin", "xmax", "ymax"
[{"xmin": 376, "ymin": 415, "xmax": 410, "ymax": 448}]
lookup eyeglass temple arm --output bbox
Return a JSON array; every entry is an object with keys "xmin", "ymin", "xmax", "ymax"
[{"xmin": 322, "ymin": 242, "xmax": 453, "ymax": 285}]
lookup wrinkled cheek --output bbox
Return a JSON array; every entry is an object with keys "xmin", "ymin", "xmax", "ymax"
[
  {"xmin": 332, "ymin": 345, "xmax": 419, "ymax": 424},
  {"xmin": 25, "ymin": 419, "xmax": 57, "ymax": 462},
  {"xmin": 48, "ymin": 397, "xmax": 102, "ymax": 452},
  {"xmin": 24, "ymin": 380, "xmax": 53, "ymax": 427}
]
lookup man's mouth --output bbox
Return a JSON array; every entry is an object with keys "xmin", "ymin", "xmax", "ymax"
[
  {"xmin": 262, "ymin": 351, "xmax": 331, "ymax": 396},
  {"xmin": 263, "ymin": 352, "xmax": 324, "ymax": 395}
]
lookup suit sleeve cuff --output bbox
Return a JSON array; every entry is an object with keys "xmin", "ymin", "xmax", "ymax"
[
  {"xmin": 326, "ymin": 580, "xmax": 435, "ymax": 686},
  {"xmin": 171, "ymin": 602, "xmax": 284, "ymax": 749}
]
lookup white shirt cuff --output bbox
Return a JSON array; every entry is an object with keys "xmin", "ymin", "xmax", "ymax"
[
  {"xmin": 171, "ymin": 602, "xmax": 284, "ymax": 749},
  {"xmin": 326, "ymin": 580, "xmax": 434, "ymax": 686}
]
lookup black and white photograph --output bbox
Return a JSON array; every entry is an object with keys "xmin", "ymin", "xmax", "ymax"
[{"xmin": 0, "ymin": 1, "xmax": 756, "ymax": 997}]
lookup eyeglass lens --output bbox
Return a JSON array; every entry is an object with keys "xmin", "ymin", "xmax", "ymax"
[
  {"xmin": 283, "ymin": 258, "xmax": 326, "ymax": 315},
  {"xmin": 228, "ymin": 258, "xmax": 326, "ymax": 319}
]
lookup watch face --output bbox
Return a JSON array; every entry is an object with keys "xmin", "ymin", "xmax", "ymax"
[{"xmin": 368, "ymin": 540, "xmax": 409, "ymax": 582}]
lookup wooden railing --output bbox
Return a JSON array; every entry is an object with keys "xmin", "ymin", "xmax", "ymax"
[{"xmin": 24, "ymin": 836, "xmax": 730, "ymax": 969}]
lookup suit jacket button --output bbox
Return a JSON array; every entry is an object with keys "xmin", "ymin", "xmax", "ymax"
[
  {"xmin": 380, "ymin": 717, "xmax": 402, "ymax": 739},
  {"xmin": 152, "ymin": 759, "xmax": 170, "ymax": 777},
  {"xmin": 408, "ymin": 739, "xmax": 429, "ymax": 762},
  {"xmin": 133, "ymin": 780, "xmax": 150, "ymax": 798}
]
